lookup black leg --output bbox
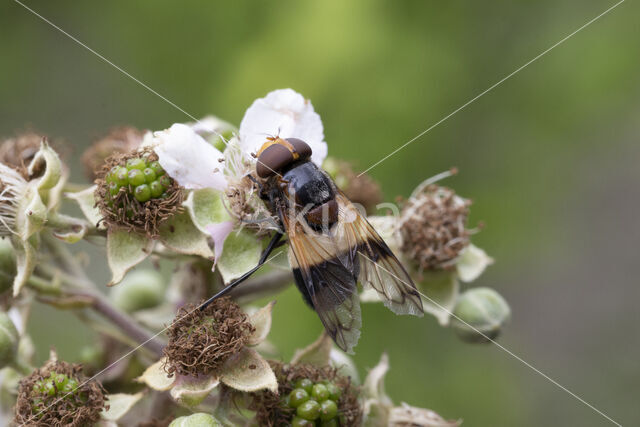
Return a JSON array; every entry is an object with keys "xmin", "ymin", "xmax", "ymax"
[{"xmin": 199, "ymin": 231, "xmax": 284, "ymax": 310}]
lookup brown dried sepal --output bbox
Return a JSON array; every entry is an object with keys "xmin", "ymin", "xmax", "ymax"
[
  {"xmin": 94, "ymin": 148, "xmax": 183, "ymax": 238},
  {"xmin": 335, "ymin": 159, "xmax": 383, "ymax": 214},
  {"xmin": 82, "ymin": 126, "xmax": 144, "ymax": 180},
  {"xmin": 163, "ymin": 297, "xmax": 255, "ymax": 378},
  {"xmin": 14, "ymin": 360, "xmax": 107, "ymax": 427},
  {"xmin": 400, "ymin": 184, "xmax": 471, "ymax": 271},
  {"xmin": 251, "ymin": 361, "xmax": 362, "ymax": 427}
]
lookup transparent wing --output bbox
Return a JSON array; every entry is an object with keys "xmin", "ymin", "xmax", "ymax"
[
  {"xmin": 280, "ymin": 205, "xmax": 362, "ymax": 354},
  {"xmin": 334, "ymin": 192, "xmax": 424, "ymax": 316}
]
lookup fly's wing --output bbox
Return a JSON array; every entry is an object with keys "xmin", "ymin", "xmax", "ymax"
[
  {"xmin": 335, "ymin": 192, "xmax": 424, "ymax": 317},
  {"xmin": 279, "ymin": 205, "xmax": 362, "ymax": 354}
]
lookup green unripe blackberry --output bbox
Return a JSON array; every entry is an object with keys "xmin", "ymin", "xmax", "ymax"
[
  {"xmin": 320, "ymin": 419, "xmax": 338, "ymax": 427},
  {"xmin": 150, "ymin": 181, "xmax": 164, "ymax": 198},
  {"xmin": 295, "ymin": 378, "xmax": 314, "ymax": 394},
  {"xmin": 288, "ymin": 388, "xmax": 310, "ymax": 408},
  {"xmin": 103, "ymin": 155, "xmax": 175, "ymax": 208},
  {"xmin": 32, "ymin": 372, "xmax": 79, "ymax": 398},
  {"xmin": 296, "ymin": 400, "xmax": 321, "ymax": 421},
  {"xmin": 108, "ymin": 181, "xmax": 119, "ymax": 196},
  {"xmin": 312, "ymin": 383, "xmax": 330, "ymax": 401},
  {"xmin": 159, "ymin": 175, "xmax": 172, "ymax": 190},
  {"xmin": 126, "ymin": 158, "xmax": 146, "ymax": 171},
  {"xmin": 134, "ymin": 184, "xmax": 151, "ymax": 202},
  {"xmin": 143, "ymin": 168, "xmax": 157, "ymax": 183},
  {"xmin": 149, "ymin": 161, "xmax": 165, "ymax": 176},
  {"xmin": 128, "ymin": 169, "xmax": 145, "ymax": 186},
  {"xmin": 325, "ymin": 382, "xmax": 341, "ymax": 401},
  {"xmin": 319, "ymin": 399, "xmax": 338, "ymax": 421},
  {"xmin": 113, "ymin": 166, "xmax": 129, "ymax": 186},
  {"xmin": 291, "ymin": 417, "xmax": 314, "ymax": 427}
]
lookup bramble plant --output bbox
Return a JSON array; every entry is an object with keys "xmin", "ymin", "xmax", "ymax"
[{"xmin": 0, "ymin": 89, "xmax": 509, "ymax": 426}]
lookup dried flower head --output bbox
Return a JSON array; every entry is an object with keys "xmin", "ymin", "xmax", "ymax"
[
  {"xmin": 0, "ymin": 132, "xmax": 46, "ymax": 179},
  {"xmin": 82, "ymin": 126, "xmax": 144, "ymax": 180},
  {"xmin": 95, "ymin": 149, "xmax": 183, "ymax": 237},
  {"xmin": 251, "ymin": 361, "xmax": 361, "ymax": 427},
  {"xmin": 399, "ymin": 184, "xmax": 471, "ymax": 271},
  {"xmin": 163, "ymin": 298, "xmax": 255, "ymax": 378},
  {"xmin": 324, "ymin": 157, "xmax": 383, "ymax": 214},
  {"xmin": 14, "ymin": 359, "xmax": 107, "ymax": 426}
]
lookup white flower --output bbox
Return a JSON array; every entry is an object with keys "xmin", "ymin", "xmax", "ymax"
[
  {"xmin": 145, "ymin": 90, "xmax": 329, "ymax": 279},
  {"xmin": 239, "ymin": 88, "xmax": 327, "ymax": 166},
  {"xmin": 149, "ymin": 89, "xmax": 328, "ymax": 190}
]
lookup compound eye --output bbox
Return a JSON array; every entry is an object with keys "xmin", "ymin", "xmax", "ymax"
[
  {"xmin": 286, "ymin": 138, "xmax": 312, "ymax": 160},
  {"xmin": 256, "ymin": 143, "xmax": 294, "ymax": 178}
]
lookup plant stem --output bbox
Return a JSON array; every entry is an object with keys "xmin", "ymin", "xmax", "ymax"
[
  {"xmin": 229, "ymin": 270, "xmax": 293, "ymax": 302},
  {"xmin": 76, "ymin": 290, "xmax": 165, "ymax": 357}
]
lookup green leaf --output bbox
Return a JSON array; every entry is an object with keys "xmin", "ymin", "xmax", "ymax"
[
  {"xmin": 170, "ymin": 375, "xmax": 220, "ymax": 408},
  {"xmin": 66, "ymin": 185, "xmax": 105, "ymax": 229},
  {"xmin": 217, "ymin": 228, "xmax": 261, "ymax": 282},
  {"xmin": 183, "ymin": 188, "xmax": 231, "ymax": 234},
  {"xmin": 218, "ymin": 347, "xmax": 277, "ymax": 393},
  {"xmin": 107, "ymin": 229, "xmax": 154, "ymax": 286},
  {"xmin": 136, "ymin": 358, "xmax": 175, "ymax": 391},
  {"xmin": 291, "ymin": 331, "xmax": 333, "ymax": 366},
  {"xmin": 246, "ymin": 301, "xmax": 275, "ymax": 346},
  {"xmin": 101, "ymin": 392, "xmax": 144, "ymax": 421},
  {"xmin": 158, "ymin": 211, "xmax": 214, "ymax": 258},
  {"xmin": 416, "ymin": 271, "xmax": 459, "ymax": 326}
]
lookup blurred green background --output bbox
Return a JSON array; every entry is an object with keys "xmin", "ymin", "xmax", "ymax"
[{"xmin": 2, "ymin": 1, "xmax": 639, "ymax": 425}]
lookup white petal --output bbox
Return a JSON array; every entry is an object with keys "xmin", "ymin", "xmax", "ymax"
[
  {"xmin": 239, "ymin": 88, "xmax": 327, "ymax": 166},
  {"xmin": 151, "ymin": 124, "xmax": 227, "ymax": 190},
  {"xmin": 205, "ymin": 221, "xmax": 234, "ymax": 268},
  {"xmin": 189, "ymin": 116, "xmax": 235, "ymax": 136}
]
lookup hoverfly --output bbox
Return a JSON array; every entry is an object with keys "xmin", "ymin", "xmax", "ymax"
[{"xmin": 201, "ymin": 137, "xmax": 423, "ymax": 353}]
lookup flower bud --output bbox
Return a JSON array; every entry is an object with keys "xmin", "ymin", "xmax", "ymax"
[
  {"xmin": 169, "ymin": 412, "xmax": 223, "ymax": 427},
  {"xmin": 110, "ymin": 269, "xmax": 165, "ymax": 313},
  {"xmin": 451, "ymin": 287, "xmax": 510, "ymax": 343},
  {"xmin": 0, "ymin": 238, "xmax": 16, "ymax": 294},
  {"xmin": 0, "ymin": 312, "xmax": 19, "ymax": 369}
]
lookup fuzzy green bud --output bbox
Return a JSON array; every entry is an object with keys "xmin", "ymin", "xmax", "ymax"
[
  {"xmin": 169, "ymin": 412, "xmax": 223, "ymax": 427},
  {"xmin": 0, "ymin": 239, "xmax": 16, "ymax": 293},
  {"xmin": 451, "ymin": 287, "xmax": 511, "ymax": 343},
  {"xmin": 110, "ymin": 270, "xmax": 165, "ymax": 313},
  {"xmin": 0, "ymin": 312, "xmax": 19, "ymax": 369}
]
